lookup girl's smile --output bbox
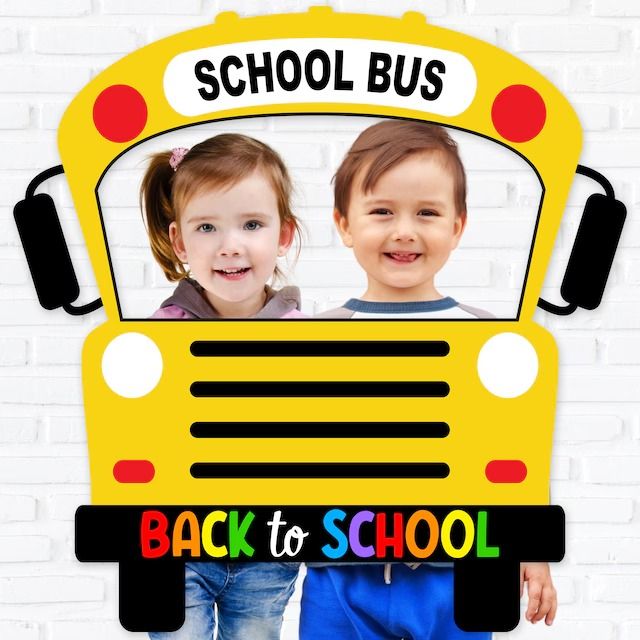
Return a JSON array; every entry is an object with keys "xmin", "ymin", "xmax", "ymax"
[{"xmin": 214, "ymin": 266, "xmax": 251, "ymax": 279}]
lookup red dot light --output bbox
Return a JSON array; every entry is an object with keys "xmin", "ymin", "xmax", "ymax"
[
  {"xmin": 485, "ymin": 460, "xmax": 528, "ymax": 484},
  {"xmin": 113, "ymin": 459, "xmax": 155, "ymax": 483},
  {"xmin": 93, "ymin": 84, "xmax": 147, "ymax": 143},
  {"xmin": 491, "ymin": 84, "xmax": 546, "ymax": 143}
]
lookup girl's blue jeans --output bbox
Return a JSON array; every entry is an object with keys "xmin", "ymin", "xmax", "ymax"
[{"xmin": 149, "ymin": 561, "xmax": 299, "ymax": 640}]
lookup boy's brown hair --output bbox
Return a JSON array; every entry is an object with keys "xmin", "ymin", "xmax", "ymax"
[
  {"xmin": 333, "ymin": 119, "xmax": 467, "ymax": 218},
  {"xmin": 140, "ymin": 133, "xmax": 301, "ymax": 282}
]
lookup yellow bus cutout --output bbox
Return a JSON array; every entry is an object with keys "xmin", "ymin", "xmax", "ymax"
[{"xmin": 13, "ymin": 7, "xmax": 628, "ymax": 633}]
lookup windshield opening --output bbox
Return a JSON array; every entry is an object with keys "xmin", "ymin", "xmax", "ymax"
[{"xmin": 96, "ymin": 114, "xmax": 543, "ymax": 320}]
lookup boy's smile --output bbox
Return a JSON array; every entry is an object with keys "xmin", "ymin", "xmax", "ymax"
[
  {"xmin": 386, "ymin": 251, "xmax": 421, "ymax": 263},
  {"xmin": 335, "ymin": 151, "xmax": 466, "ymax": 303}
]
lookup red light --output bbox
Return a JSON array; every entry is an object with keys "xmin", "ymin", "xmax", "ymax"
[
  {"xmin": 485, "ymin": 460, "xmax": 527, "ymax": 483},
  {"xmin": 113, "ymin": 460, "xmax": 155, "ymax": 483},
  {"xmin": 93, "ymin": 84, "xmax": 147, "ymax": 143},
  {"xmin": 491, "ymin": 85, "xmax": 546, "ymax": 143}
]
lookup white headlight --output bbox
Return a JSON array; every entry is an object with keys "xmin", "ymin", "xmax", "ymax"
[
  {"xmin": 477, "ymin": 333, "xmax": 538, "ymax": 398},
  {"xmin": 102, "ymin": 333, "xmax": 163, "ymax": 398}
]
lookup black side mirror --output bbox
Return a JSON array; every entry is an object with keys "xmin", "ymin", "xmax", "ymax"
[
  {"xmin": 13, "ymin": 165, "xmax": 102, "ymax": 315},
  {"xmin": 538, "ymin": 165, "xmax": 626, "ymax": 315}
]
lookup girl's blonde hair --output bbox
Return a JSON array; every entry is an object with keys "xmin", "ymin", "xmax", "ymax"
[{"xmin": 140, "ymin": 133, "xmax": 301, "ymax": 282}]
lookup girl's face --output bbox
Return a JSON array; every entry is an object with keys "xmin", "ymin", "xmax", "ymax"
[{"xmin": 169, "ymin": 169, "xmax": 294, "ymax": 317}]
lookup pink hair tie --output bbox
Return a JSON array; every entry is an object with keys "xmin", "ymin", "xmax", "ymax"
[{"xmin": 169, "ymin": 147, "xmax": 189, "ymax": 171}]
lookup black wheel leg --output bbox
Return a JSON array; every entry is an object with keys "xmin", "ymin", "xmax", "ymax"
[
  {"xmin": 119, "ymin": 561, "xmax": 185, "ymax": 632},
  {"xmin": 454, "ymin": 560, "xmax": 520, "ymax": 632}
]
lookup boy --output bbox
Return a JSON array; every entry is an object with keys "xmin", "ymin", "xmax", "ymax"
[{"xmin": 300, "ymin": 120, "xmax": 557, "ymax": 639}]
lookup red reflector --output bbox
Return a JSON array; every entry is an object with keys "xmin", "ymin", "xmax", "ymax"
[
  {"xmin": 485, "ymin": 460, "xmax": 527, "ymax": 483},
  {"xmin": 93, "ymin": 84, "xmax": 148, "ymax": 143},
  {"xmin": 491, "ymin": 84, "xmax": 546, "ymax": 143},
  {"xmin": 113, "ymin": 460, "xmax": 155, "ymax": 483}
]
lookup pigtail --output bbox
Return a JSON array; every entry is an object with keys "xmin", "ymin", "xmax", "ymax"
[{"xmin": 140, "ymin": 152, "xmax": 188, "ymax": 282}]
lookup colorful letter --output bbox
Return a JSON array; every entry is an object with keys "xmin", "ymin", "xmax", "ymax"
[
  {"xmin": 140, "ymin": 510, "xmax": 170, "ymax": 559},
  {"xmin": 375, "ymin": 512, "xmax": 404, "ymax": 559},
  {"xmin": 349, "ymin": 510, "xmax": 375, "ymax": 558},
  {"xmin": 322, "ymin": 508, "xmax": 348, "ymax": 559},
  {"xmin": 202, "ymin": 510, "xmax": 228, "ymax": 558},
  {"xmin": 476, "ymin": 510, "xmax": 500, "ymax": 558},
  {"xmin": 229, "ymin": 511, "xmax": 255, "ymax": 558},
  {"xmin": 406, "ymin": 509, "xmax": 439, "ymax": 559},
  {"xmin": 172, "ymin": 510, "xmax": 200, "ymax": 558},
  {"xmin": 441, "ymin": 510, "xmax": 474, "ymax": 559}
]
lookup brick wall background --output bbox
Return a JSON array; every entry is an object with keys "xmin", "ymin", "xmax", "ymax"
[{"xmin": 1, "ymin": 1, "xmax": 639, "ymax": 638}]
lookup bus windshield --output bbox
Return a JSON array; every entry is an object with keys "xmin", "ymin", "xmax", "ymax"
[{"xmin": 97, "ymin": 115, "xmax": 543, "ymax": 320}]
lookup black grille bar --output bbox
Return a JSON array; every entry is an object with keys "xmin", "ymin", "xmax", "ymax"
[
  {"xmin": 190, "ymin": 340, "xmax": 449, "ymax": 357},
  {"xmin": 190, "ymin": 421, "xmax": 450, "ymax": 438},
  {"xmin": 190, "ymin": 462, "xmax": 450, "ymax": 479},
  {"xmin": 190, "ymin": 381, "xmax": 449, "ymax": 398}
]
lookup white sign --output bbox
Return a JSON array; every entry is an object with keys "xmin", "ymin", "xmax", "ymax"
[{"xmin": 164, "ymin": 38, "xmax": 477, "ymax": 117}]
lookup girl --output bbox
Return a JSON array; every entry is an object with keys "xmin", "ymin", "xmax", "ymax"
[{"xmin": 141, "ymin": 133, "xmax": 302, "ymax": 639}]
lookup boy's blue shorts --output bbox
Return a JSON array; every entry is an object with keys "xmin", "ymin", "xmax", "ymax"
[{"xmin": 300, "ymin": 564, "xmax": 491, "ymax": 640}]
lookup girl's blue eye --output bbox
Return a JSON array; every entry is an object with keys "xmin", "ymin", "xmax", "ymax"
[
  {"xmin": 197, "ymin": 223, "xmax": 215, "ymax": 232},
  {"xmin": 244, "ymin": 220, "xmax": 263, "ymax": 231}
]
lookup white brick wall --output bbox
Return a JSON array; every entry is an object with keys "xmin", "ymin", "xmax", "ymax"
[{"xmin": 1, "ymin": 2, "xmax": 639, "ymax": 639}]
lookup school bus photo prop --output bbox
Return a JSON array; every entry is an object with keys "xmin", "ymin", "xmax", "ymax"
[{"xmin": 13, "ymin": 7, "xmax": 626, "ymax": 633}]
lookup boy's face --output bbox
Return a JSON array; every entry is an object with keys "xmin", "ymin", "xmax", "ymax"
[{"xmin": 335, "ymin": 151, "xmax": 466, "ymax": 302}]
